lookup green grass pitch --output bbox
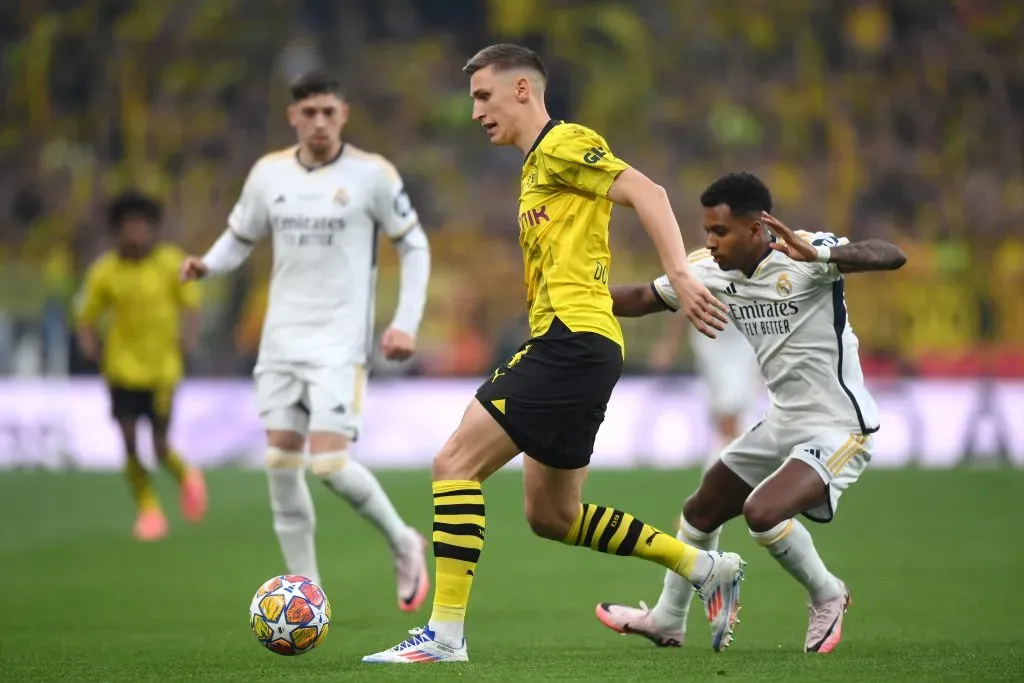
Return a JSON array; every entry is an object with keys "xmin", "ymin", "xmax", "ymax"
[{"xmin": 1, "ymin": 467, "xmax": 1022, "ymax": 681}]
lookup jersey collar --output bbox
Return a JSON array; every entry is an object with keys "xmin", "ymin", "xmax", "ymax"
[
  {"xmin": 743, "ymin": 233, "xmax": 778, "ymax": 278},
  {"xmin": 526, "ymin": 120, "xmax": 560, "ymax": 159},
  {"xmin": 295, "ymin": 142, "xmax": 346, "ymax": 172}
]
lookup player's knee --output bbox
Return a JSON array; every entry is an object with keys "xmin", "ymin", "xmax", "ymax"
[
  {"xmin": 431, "ymin": 437, "xmax": 485, "ymax": 482},
  {"xmin": 681, "ymin": 493, "xmax": 721, "ymax": 534},
  {"xmin": 742, "ymin": 495, "xmax": 785, "ymax": 533},
  {"xmin": 266, "ymin": 429, "xmax": 305, "ymax": 453},
  {"xmin": 524, "ymin": 504, "xmax": 575, "ymax": 541},
  {"xmin": 151, "ymin": 433, "xmax": 170, "ymax": 459},
  {"xmin": 266, "ymin": 447, "xmax": 304, "ymax": 472},
  {"xmin": 308, "ymin": 450, "xmax": 349, "ymax": 479}
]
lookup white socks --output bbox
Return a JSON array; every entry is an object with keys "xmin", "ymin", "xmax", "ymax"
[
  {"xmin": 651, "ymin": 516, "xmax": 720, "ymax": 631},
  {"xmin": 267, "ymin": 449, "xmax": 320, "ymax": 585},
  {"xmin": 429, "ymin": 619, "xmax": 465, "ymax": 647},
  {"xmin": 750, "ymin": 519, "xmax": 843, "ymax": 602},
  {"xmin": 312, "ymin": 451, "xmax": 413, "ymax": 554}
]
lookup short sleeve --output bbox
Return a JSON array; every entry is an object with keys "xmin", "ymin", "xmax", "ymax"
[
  {"xmin": 802, "ymin": 231, "xmax": 850, "ymax": 282},
  {"xmin": 372, "ymin": 160, "xmax": 420, "ymax": 241},
  {"xmin": 536, "ymin": 126, "xmax": 629, "ymax": 197},
  {"xmin": 227, "ymin": 163, "xmax": 270, "ymax": 243}
]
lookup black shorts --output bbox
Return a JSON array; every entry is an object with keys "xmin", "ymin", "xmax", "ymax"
[
  {"xmin": 108, "ymin": 385, "xmax": 175, "ymax": 427},
  {"xmin": 476, "ymin": 317, "xmax": 623, "ymax": 469}
]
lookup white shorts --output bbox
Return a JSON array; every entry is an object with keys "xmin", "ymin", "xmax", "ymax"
[
  {"xmin": 719, "ymin": 417, "xmax": 873, "ymax": 523},
  {"xmin": 254, "ymin": 364, "xmax": 366, "ymax": 438},
  {"xmin": 689, "ymin": 323, "xmax": 762, "ymax": 417}
]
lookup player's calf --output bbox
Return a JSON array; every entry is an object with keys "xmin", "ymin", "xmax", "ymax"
[
  {"xmin": 153, "ymin": 430, "xmax": 206, "ymax": 524},
  {"xmin": 266, "ymin": 447, "xmax": 321, "ymax": 585},
  {"xmin": 523, "ymin": 495, "xmax": 581, "ymax": 541},
  {"xmin": 311, "ymin": 446, "xmax": 430, "ymax": 613}
]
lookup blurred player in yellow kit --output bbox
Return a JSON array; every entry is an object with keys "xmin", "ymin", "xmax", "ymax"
[{"xmin": 75, "ymin": 191, "xmax": 208, "ymax": 541}]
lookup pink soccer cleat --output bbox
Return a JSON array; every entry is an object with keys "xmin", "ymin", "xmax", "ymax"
[
  {"xmin": 180, "ymin": 468, "xmax": 208, "ymax": 523},
  {"xmin": 594, "ymin": 601, "xmax": 685, "ymax": 647},
  {"xmin": 133, "ymin": 508, "xmax": 168, "ymax": 542},
  {"xmin": 395, "ymin": 528, "xmax": 430, "ymax": 613},
  {"xmin": 805, "ymin": 581, "xmax": 851, "ymax": 653}
]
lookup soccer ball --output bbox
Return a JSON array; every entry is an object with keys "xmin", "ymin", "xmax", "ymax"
[{"xmin": 249, "ymin": 575, "xmax": 331, "ymax": 655}]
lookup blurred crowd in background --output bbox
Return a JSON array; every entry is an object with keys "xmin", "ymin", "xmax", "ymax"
[{"xmin": 1, "ymin": 0, "xmax": 1022, "ymax": 379}]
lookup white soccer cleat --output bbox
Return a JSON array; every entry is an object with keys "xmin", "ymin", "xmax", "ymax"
[
  {"xmin": 805, "ymin": 581, "xmax": 851, "ymax": 653},
  {"xmin": 594, "ymin": 600, "xmax": 685, "ymax": 647},
  {"xmin": 362, "ymin": 626, "xmax": 469, "ymax": 664},
  {"xmin": 395, "ymin": 528, "xmax": 430, "ymax": 613},
  {"xmin": 692, "ymin": 551, "xmax": 746, "ymax": 652}
]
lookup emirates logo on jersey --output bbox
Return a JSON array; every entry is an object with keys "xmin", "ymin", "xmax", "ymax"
[
  {"xmin": 333, "ymin": 188, "xmax": 349, "ymax": 206},
  {"xmin": 776, "ymin": 273, "xmax": 793, "ymax": 297}
]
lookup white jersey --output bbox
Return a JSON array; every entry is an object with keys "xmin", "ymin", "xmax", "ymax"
[
  {"xmin": 653, "ymin": 232, "xmax": 879, "ymax": 436},
  {"xmin": 229, "ymin": 144, "xmax": 420, "ymax": 368}
]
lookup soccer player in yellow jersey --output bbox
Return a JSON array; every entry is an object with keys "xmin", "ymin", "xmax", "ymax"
[
  {"xmin": 364, "ymin": 44, "xmax": 746, "ymax": 664},
  {"xmin": 75, "ymin": 191, "xmax": 208, "ymax": 542}
]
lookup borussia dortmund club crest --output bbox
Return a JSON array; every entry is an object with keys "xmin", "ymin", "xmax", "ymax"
[
  {"xmin": 523, "ymin": 168, "xmax": 538, "ymax": 191},
  {"xmin": 776, "ymin": 273, "xmax": 793, "ymax": 297}
]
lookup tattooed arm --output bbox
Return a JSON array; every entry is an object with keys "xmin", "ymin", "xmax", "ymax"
[
  {"xmin": 823, "ymin": 238, "xmax": 908, "ymax": 273},
  {"xmin": 760, "ymin": 213, "xmax": 908, "ymax": 274}
]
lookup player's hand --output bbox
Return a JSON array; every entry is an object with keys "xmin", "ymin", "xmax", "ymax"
[
  {"xmin": 762, "ymin": 212, "xmax": 816, "ymax": 262},
  {"xmin": 179, "ymin": 256, "xmax": 209, "ymax": 281},
  {"xmin": 380, "ymin": 328, "xmax": 416, "ymax": 362},
  {"xmin": 669, "ymin": 271, "xmax": 728, "ymax": 339}
]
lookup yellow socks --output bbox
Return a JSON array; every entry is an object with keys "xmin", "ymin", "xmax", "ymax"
[
  {"xmin": 125, "ymin": 456, "xmax": 160, "ymax": 512},
  {"xmin": 160, "ymin": 450, "xmax": 188, "ymax": 483},
  {"xmin": 428, "ymin": 480, "xmax": 484, "ymax": 643},
  {"xmin": 564, "ymin": 503, "xmax": 704, "ymax": 579}
]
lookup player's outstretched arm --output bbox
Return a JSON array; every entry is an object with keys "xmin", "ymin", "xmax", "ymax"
[
  {"xmin": 182, "ymin": 162, "xmax": 269, "ymax": 282},
  {"xmin": 180, "ymin": 229, "xmax": 256, "ymax": 282},
  {"xmin": 761, "ymin": 212, "xmax": 908, "ymax": 273},
  {"xmin": 818, "ymin": 239, "xmax": 907, "ymax": 273},
  {"xmin": 609, "ymin": 284, "xmax": 671, "ymax": 318},
  {"xmin": 605, "ymin": 168, "xmax": 727, "ymax": 338}
]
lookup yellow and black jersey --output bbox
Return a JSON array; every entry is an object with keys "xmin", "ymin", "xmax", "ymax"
[
  {"xmin": 518, "ymin": 120, "xmax": 628, "ymax": 351},
  {"xmin": 76, "ymin": 243, "xmax": 200, "ymax": 389}
]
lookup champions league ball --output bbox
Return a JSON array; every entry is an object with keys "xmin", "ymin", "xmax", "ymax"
[{"xmin": 249, "ymin": 575, "xmax": 331, "ymax": 655}]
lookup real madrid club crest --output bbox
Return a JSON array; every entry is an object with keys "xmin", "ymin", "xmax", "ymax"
[
  {"xmin": 333, "ymin": 188, "xmax": 349, "ymax": 206},
  {"xmin": 776, "ymin": 273, "xmax": 793, "ymax": 297}
]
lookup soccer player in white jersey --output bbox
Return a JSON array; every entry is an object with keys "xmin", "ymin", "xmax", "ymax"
[
  {"xmin": 649, "ymin": 306, "xmax": 764, "ymax": 463},
  {"xmin": 180, "ymin": 71, "xmax": 432, "ymax": 613},
  {"xmin": 595, "ymin": 172, "xmax": 907, "ymax": 653}
]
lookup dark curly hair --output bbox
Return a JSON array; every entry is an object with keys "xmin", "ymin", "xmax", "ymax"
[
  {"xmin": 700, "ymin": 172, "xmax": 773, "ymax": 217},
  {"xmin": 107, "ymin": 191, "xmax": 162, "ymax": 232}
]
